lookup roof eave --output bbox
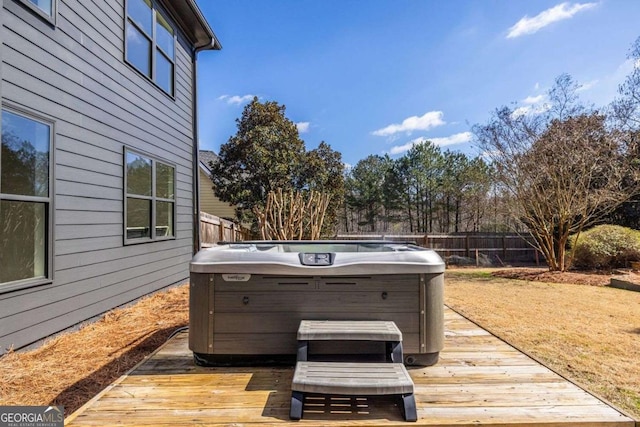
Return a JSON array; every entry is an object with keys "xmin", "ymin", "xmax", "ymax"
[
  {"xmin": 161, "ymin": 0, "xmax": 221, "ymax": 51},
  {"xmin": 199, "ymin": 161, "xmax": 212, "ymax": 174}
]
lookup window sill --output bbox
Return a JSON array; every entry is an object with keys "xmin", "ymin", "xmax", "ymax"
[
  {"xmin": 17, "ymin": 0, "xmax": 57, "ymax": 26},
  {"xmin": 0, "ymin": 277, "xmax": 53, "ymax": 295},
  {"xmin": 124, "ymin": 60, "xmax": 176, "ymax": 101},
  {"xmin": 124, "ymin": 236, "xmax": 176, "ymax": 246}
]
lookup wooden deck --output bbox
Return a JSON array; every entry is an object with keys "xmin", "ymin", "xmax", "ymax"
[{"xmin": 66, "ymin": 307, "xmax": 634, "ymax": 426}]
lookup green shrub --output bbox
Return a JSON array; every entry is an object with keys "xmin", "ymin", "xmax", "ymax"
[{"xmin": 571, "ymin": 225, "xmax": 640, "ymax": 270}]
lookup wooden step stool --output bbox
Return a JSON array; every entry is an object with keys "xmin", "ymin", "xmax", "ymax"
[
  {"xmin": 290, "ymin": 320, "xmax": 417, "ymax": 422},
  {"xmin": 296, "ymin": 320, "xmax": 404, "ymax": 363}
]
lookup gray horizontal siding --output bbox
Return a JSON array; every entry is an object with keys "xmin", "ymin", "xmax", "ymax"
[
  {"xmin": 0, "ymin": 251, "xmax": 192, "ymax": 323},
  {"xmin": 1, "ymin": 81, "xmax": 193, "ymax": 174},
  {"xmin": 61, "ymin": 0, "xmax": 122, "ymax": 55},
  {"xmin": 57, "ymin": 180, "xmax": 124, "ymax": 201},
  {"xmin": 88, "ymin": 0, "xmax": 121, "ymax": 37},
  {"xmin": 55, "ymin": 230, "xmax": 192, "ymax": 255},
  {"xmin": 55, "ymin": 195, "xmax": 122, "ymax": 213},
  {"xmin": 56, "ymin": 236, "xmax": 124, "ymax": 255},
  {"xmin": 176, "ymin": 180, "xmax": 193, "ymax": 193},
  {"xmin": 0, "ymin": 0, "xmax": 202, "ymax": 352},
  {"xmin": 54, "ymin": 237, "xmax": 192, "ymax": 271},
  {"xmin": 4, "ymin": 3, "xmax": 193, "ymax": 132},
  {"xmin": 56, "ymin": 210, "xmax": 122, "ymax": 225},
  {"xmin": 176, "ymin": 223, "xmax": 192, "ymax": 233},
  {"xmin": 56, "ymin": 224, "xmax": 124, "ymax": 240},
  {"xmin": 56, "ymin": 168, "xmax": 121, "ymax": 191},
  {"xmin": 0, "ymin": 270, "xmax": 189, "ymax": 351},
  {"xmin": 0, "ymin": 239, "xmax": 192, "ymax": 305},
  {"xmin": 2, "ymin": 61, "xmax": 192, "ymax": 163},
  {"xmin": 19, "ymin": 5, "xmax": 192, "ymax": 121},
  {"xmin": 0, "ymin": 0, "xmax": 2, "ymax": 124}
]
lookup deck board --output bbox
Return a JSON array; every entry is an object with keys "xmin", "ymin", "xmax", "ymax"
[{"xmin": 66, "ymin": 307, "xmax": 634, "ymax": 426}]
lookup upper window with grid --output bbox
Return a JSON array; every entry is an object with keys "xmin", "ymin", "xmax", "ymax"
[{"xmin": 125, "ymin": 0, "xmax": 176, "ymax": 96}]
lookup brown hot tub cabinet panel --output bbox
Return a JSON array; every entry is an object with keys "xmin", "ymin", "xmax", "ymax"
[{"xmin": 189, "ymin": 241, "xmax": 445, "ymax": 366}]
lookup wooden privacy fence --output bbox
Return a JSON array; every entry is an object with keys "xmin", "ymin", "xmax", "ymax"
[
  {"xmin": 336, "ymin": 233, "xmax": 541, "ymax": 265},
  {"xmin": 200, "ymin": 212, "xmax": 250, "ymax": 247}
]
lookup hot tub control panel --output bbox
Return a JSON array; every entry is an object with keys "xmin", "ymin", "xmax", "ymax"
[{"xmin": 299, "ymin": 252, "xmax": 334, "ymax": 266}]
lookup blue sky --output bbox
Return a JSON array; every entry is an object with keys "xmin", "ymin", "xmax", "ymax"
[{"xmin": 195, "ymin": 1, "xmax": 640, "ymax": 166}]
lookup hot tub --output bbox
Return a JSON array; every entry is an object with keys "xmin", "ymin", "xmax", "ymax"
[{"xmin": 189, "ymin": 241, "xmax": 445, "ymax": 366}]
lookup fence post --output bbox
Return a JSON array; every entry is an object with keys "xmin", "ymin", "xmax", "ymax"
[
  {"xmin": 465, "ymin": 235, "xmax": 470, "ymax": 258},
  {"xmin": 218, "ymin": 220, "xmax": 224, "ymax": 243},
  {"xmin": 502, "ymin": 235, "xmax": 507, "ymax": 260}
]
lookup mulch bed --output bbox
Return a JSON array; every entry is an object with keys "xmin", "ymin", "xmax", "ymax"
[
  {"xmin": 492, "ymin": 268, "xmax": 612, "ymax": 286},
  {"xmin": 0, "ymin": 284, "xmax": 189, "ymax": 416},
  {"xmin": 492, "ymin": 268, "xmax": 640, "ymax": 287}
]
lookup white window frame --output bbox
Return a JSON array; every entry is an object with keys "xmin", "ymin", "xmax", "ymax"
[
  {"xmin": 124, "ymin": 0, "xmax": 177, "ymax": 97},
  {"xmin": 124, "ymin": 148, "xmax": 176, "ymax": 245},
  {"xmin": 0, "ymin": 105, "xmax": 54, "ymax": 293}
]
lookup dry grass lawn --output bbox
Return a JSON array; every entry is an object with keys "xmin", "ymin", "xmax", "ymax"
[
  {"xmin": 1, "ymin": 270, "xmax": 639, "ymax": 421},
  {"xmin": 445, "ymin": 268, "xmax": 640, "ymax": 419}
]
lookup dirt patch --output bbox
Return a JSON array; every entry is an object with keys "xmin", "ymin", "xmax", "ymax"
[
  {"xmin": 491, "ymin": 267, "xmax": 615, "ymax": 286},
  {"xmin": 446, "ymin": 268, "xmax": 640, "ymax": 419},
  {"xmin": 0, "ymin": 284, "xmax": 189, "ymax": 416}
]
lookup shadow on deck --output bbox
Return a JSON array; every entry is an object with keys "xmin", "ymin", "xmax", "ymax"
[{"xmin": 65, "ymin": 307, "xmax": 634, "ymax": 426}]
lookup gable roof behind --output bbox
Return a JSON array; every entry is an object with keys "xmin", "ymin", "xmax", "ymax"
[
  {"xmin": 160, "ymin": 0, "xmax": 221, "ymax": 50},
  {"xmin": 199, "ymin": 150, "xmax": 219, "ymax": 174}
]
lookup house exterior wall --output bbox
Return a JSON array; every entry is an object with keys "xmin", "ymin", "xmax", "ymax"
[
  {"xmin": 199, "ymin": 168, "xmax": 236, "ymax": 220},
  {"xmin": 0, "ymin": 0, "xmax": 3, "ymax": 111},
  {"xmin": 0, "ymin": 0, "xmax": 200, "ymax": 352}
]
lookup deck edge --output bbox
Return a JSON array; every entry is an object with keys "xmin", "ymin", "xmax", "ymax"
[
  {"xmin": 444, "ymin": 304, "xmax": 638, "ymax": 425},
  {"xmin": 64, "ymin": 329, "xmax": 190, "ymax": 424}
]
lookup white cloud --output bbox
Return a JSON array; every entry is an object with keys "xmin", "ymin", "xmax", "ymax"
[
  {"xmin": 522, "ymin": 94, "xmax": 545, "ymax": 104},
  {"xmin": 511, "ymin": 92, "xmax": 550, "ymax": 118},
  {"xmin": 506, "ymin": 2, "xmax": 597, "ymax": 39},
  {"xmin": 372, "ymin": 111, "xmax": 445, "ymax": 137},
  {"xmin": 389, "ymin": 132, "xmax": 473, "ymax": 155},
  {"xmin": 430, "ymin": 132, "xmax": 473, "ymax": 147},
  {"xmin": 218, "ymin": 94, "xmax": 255, "ymax": 105},
  {"xmin": 389, "ymin": 139, "xmax": 420, "ymax": 155},
  {"xmin": 295, "ymin": 122, "xmax": 310, "ymax": 133},
  {"xmin": 511, "ymin": 102, "xmax": 550, "ymax": 118}
]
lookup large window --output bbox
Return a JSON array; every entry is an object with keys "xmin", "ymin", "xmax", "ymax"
[
  {"xmin": 0, "ymin": 108, "xmax": 52, "ymax": 289},
  {"xmin": 125, "ymin": 0, "xmax": 176, "ymax": 95},
  {"xmin": 124, "ymin": 149, "xmax": 175, "ymax": 243}
]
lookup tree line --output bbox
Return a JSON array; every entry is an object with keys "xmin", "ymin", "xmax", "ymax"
[
  {"xmin": 340, "ymin": 147, "xmax": 496, "ymax": 234},
  {"xmin": 208, "ymin": 37, "xmax": 640, "ymax": 272}
]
